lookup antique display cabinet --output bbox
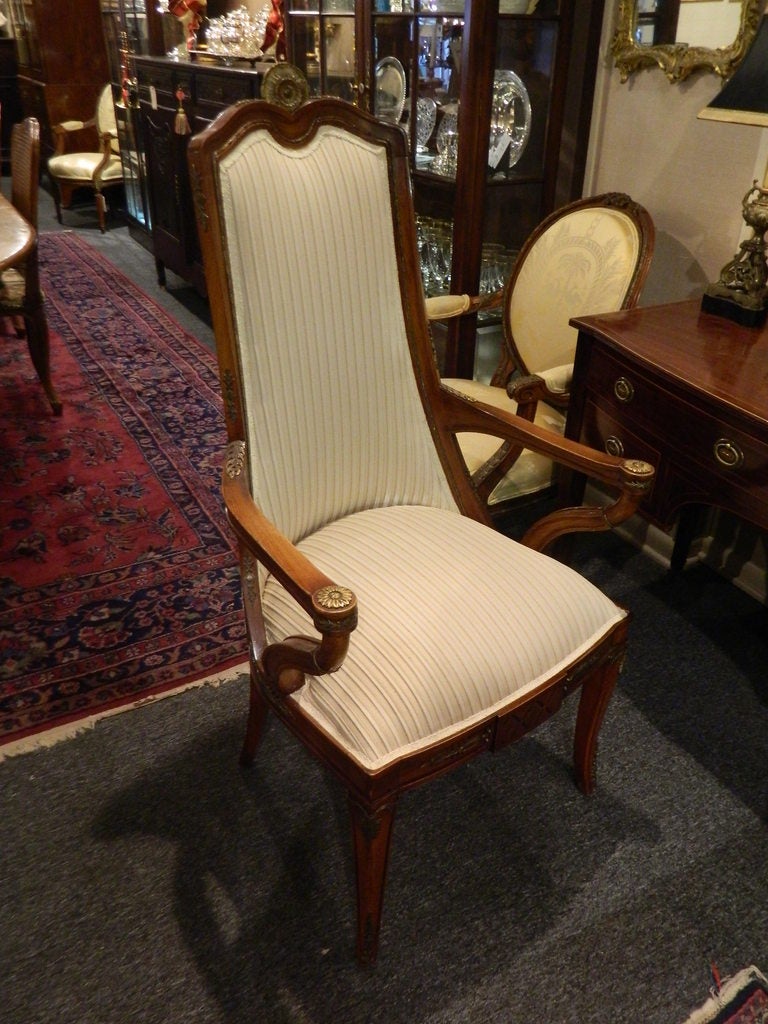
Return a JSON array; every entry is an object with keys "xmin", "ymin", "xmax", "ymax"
[
  {"xmin": 0, "ymin": 34, "xmax": 22, "ymax": 169},
  {"xmin": 101, "ymin": 0, "xmax": 165, "ymax": 245},
  {"xmin": 7, "ymin": 0, "xmax": 110, "ymax": 159},
  {"xmin": 134, "ymin": 54, "xmax": 266, "ymax": 294},
  {"xmin": 283, "ymin": 0, "xmax": 604, "ymax": 377}
]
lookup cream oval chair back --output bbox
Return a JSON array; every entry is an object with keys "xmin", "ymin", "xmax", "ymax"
[
  {"xmin": 47, "ymin": 84, "xmax": 124, "ymax": 233},
  {"xmin": 441, "ymin": 193, "xmax": 655, "ymax": 511}
]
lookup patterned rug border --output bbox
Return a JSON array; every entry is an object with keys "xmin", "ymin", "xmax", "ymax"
[
  {"xmin": 0, "ymin": 661, "xmax": 250, "ymax": 763},
  {"xmin": 1, "ymin": 232, "xmax": 246, "ymax": 745}
]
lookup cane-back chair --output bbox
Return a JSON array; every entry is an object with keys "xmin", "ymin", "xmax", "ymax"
[
  {"xmin": 432, "ymin": 193, "xmax": 654, "ymax": 512},
  {"xmin": 188, "ymin": 99, "xmax": 654, "ymax": 966},
  {"xmin": 47, "ymin": 84, "xmax": 124, "ymax": 233},
  {"xmin": 0, "ymin": 117, "xmax": 61, "ymax": 415}
]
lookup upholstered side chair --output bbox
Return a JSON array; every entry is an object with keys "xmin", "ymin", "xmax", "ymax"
[
  {"xmin": 187, "ymin": 99, "xmax": 654, "ymax": 966},
  {"xmin": 431, "ymin": 193, "xmax": 655, "ymax": 513},
  {"xmin": 0, "ymin": 117, "xmax": 61, "ymax": 415},
  {"xmin": 47, "ymin": 84, "xmax": 124, "ymax": 233}
]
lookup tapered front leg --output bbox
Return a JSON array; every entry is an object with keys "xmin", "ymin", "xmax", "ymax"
[
  {"xmin": 239, "ymin": 676, "xmax": 270, "ymax": 766},
  {"xmin": 349, "ymin": 796, "xmax": 396, "ymax": 967},
  {"xmin": 573, "ymin": 654, "xmax": 622, "ymax": 796}
]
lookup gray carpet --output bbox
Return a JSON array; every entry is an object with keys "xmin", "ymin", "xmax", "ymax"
[
  {"xmin": 1, "ymin": 186, "xmax": 766, "ymax": 1023},
  {"xmin": 1, "ymin": 531, "xmax": 766, "ymax": 1024}
]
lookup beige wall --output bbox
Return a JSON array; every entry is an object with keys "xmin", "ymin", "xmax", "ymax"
[{"xmin": 584, "ymin": 7, "xmax": 764, "ymax": 307}]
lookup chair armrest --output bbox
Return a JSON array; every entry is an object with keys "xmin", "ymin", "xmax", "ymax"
[
  {"xmin": 52, "ymin": 117, "xmax": 98, "ymax": 154},
  {"xmin": 507, "ymin": 365, "xmax": 572, "ymax": 414},
  {"xmin": 425, "ymin": 288, "xmax": 503, "ymax": 321},
  {"xmin": 438, "ymin": 383, "xmax": 655, "ymax": 549},
  {"xmin": 222, "ymin": 441, "xmax": 358, "ymax": 694}
]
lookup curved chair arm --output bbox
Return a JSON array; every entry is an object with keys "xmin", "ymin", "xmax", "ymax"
[
  {"xmin": 425, "ymin": 289, "xmax": 503, "ymax": 321},
  {"xmin": 507, "ymin": 367, "xmax": 572, "ymax": 417},
  {"xmin": 52, "ymin": 117, "xmax": 97, "ymax": 155},
  {"xmin": 438, "ymin": 384, "xmax": 655, "ymax": 548},
  {"xmin": 222, "ymin": 441, "xmax": 358, "ymax": 695}
]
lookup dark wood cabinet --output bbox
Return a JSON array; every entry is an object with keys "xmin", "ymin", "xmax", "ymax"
[
  {"xmin": 134, "ymin": 55, "xmax": 265, "ymax": 294},
  {"xmin": 7, "ymin": 0, "xmax": 110, "ymax": 160},
  {"xmin": 283, "ymin": 0, "xmax": 604, "ymax": 378},
  {"xmin": 0, "ymin": 37, "xmax": 22, "ymax": 168},
  {"xmin": 564, "ymin": 300, "xmax": 768, "ymax": 568}
]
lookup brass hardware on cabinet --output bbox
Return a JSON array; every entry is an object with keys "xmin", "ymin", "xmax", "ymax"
[
  {"xmin": 713, "ymin": 438, "xmax": 744, "ymax": 468},
  {"xmin": 613, "ymin": 377, "xmax": 635, "ymax": 403},
  {"xmin": 605, "ymin": 435, "xmax": 625, "ymax": 457}
]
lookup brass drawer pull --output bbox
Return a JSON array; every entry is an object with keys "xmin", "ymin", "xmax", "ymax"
[
  {"xmin": 613, "ymin": 377, "xmax": 635, "ymax": 403},
  {"xmin": 713, "ymin": 438, "xmax": 744, "ymax": 468},
  {"xmin": 605, "ymin": 435, "xmax": 625, "ymax": 457}
]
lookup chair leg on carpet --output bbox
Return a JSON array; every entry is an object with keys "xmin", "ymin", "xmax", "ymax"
[
  {"xmin": 96, "ymin": 192, "xmax": 107, "ymax": 233},
  {"xmin": 572, "ymin": 656, "xmax": 622, "ymax": 796},
  {"xmin": 240, "ymin": 676, "xmax": 270, "ymax": 765},
  {"xmin": 25, "ymin": 310, "xmax": 62, "ymax": 416},
  {"xmin": 349, "ymin": 796, "xmax": 396, "ymax": 967}
]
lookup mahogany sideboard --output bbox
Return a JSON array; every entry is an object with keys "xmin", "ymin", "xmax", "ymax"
[{"xmin": 563, "ymin": 299, "xmax": 768, "ymax": 569}]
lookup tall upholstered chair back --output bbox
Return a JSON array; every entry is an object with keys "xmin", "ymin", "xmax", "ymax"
[
  {"xmin": 188, "ymin": 99, "xmax": 654, "ymax": 965},
  {"xmin": 95, "ymin": 83, "xmax": 120, "ymax": 155},
  {"xmin": 216, "ymin": 119, "xmax": 459, "ymax": 544}
]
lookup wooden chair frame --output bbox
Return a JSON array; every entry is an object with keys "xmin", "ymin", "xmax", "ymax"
[
  {"xmin": 429, "ymin": 193, "xmax": 655, "ymax": 509},
  {"xmin": 48, "ymin": 85, "xmax": 124, "ymax": 233},
  {"xmin": 188, "ymin": 99, "xmax": 655, "ymax": 966},
  {"xmin": 1, "ymin": 117, "xmax": 61, "ymax": 415}
]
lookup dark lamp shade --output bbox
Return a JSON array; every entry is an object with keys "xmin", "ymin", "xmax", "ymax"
[{"xmin": 699, "ymin": 15, "xmax": 768, "ymax": 128}]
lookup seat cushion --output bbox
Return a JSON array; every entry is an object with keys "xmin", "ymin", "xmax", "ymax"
[
  {"xmin": 443, "ymin": 377, "xmax": 566, "ymax": 503},
  {"xmin": 262, "ymin": 505, "xmax": 624, "ymax": 771},
  {"xmin": 48, "ymin": 153, "xmax": 123, "ymax": 184}
]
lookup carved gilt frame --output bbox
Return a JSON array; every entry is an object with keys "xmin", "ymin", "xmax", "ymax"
[{"xmin": 612, "ymin": 0, "xmax": 763, "ymax": 83}]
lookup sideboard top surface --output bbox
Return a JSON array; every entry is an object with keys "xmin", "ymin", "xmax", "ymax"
[{"xmin": 571, "ymin": 299, "xmax": 768, "ymax": 428}]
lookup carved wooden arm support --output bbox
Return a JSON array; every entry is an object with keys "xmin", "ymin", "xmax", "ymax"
[
  {"xmin": 52, "ymin": 117, "xmax": 98, "ymax": 155},
  {"xmin": 222, "ymin": 441, "xmax": 358, "ymax": 695},
  {"xmin": 506, "ymin": 373, "xmax": 570, "ymax": 415},
  {"xmin": 438, "ymin": 384, "xmax": 655, "ymax": 549}
]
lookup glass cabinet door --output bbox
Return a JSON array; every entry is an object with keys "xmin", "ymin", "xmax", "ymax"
[
  {"xmin": 284, "ymin": 0, "xmax": 587, "ymax": 378},
  {"xmin": 102, "ymin": 0, "xmax": 158, "ymax": 238},
  {"xmin": 7, "ymin": 0, "xmax": 41, "ymax": 72}
]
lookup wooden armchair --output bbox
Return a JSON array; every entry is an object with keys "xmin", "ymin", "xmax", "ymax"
[
  {"xmin": 0, "ymin": 117, "xmax": 61, "ymax": 415},
  {"xmin": 47, "ymin": 84, "xmax": 124, "ymax": 233},
  {"xmin": 430, "ymin": 193, "xmax": 655, "ymax": 512},
  {"xmin": 188, "ymin": 99, "xmax": 655, "ymax": 966}
]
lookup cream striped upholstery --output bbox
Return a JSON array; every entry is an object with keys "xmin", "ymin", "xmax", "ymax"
[
  {"xmin": 219, "ymin": 126, "xmax": 456, "ymax": 543},
  {"xmin": 264, "ymin": 505, "xmax": 625, "ymax": 770},
  {"xmin": 217, "ymin": 123, "xmax": 626, "ymax": 772}
]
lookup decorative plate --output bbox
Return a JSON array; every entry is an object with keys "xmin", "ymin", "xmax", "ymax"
[
  {"xmin": 489, "ymin": 69, "xmax": 531, "ymax": 170},
  {"xmin": 262, "ymin": 63, "xmax": 310, "ymax": 111},
  {"xmin": 374, "ymin": 56, "xmax": 407, "ymax": 123}
]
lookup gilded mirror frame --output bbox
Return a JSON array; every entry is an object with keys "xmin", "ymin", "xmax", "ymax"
[{"xmin": 612, "ymin": 0, "xmax": 762, "ymax": 83}]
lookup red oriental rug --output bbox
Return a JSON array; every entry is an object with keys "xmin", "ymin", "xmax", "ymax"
[{"xmin": 0, "ymin": 232, "xmax": 247, "ymax": 752}]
